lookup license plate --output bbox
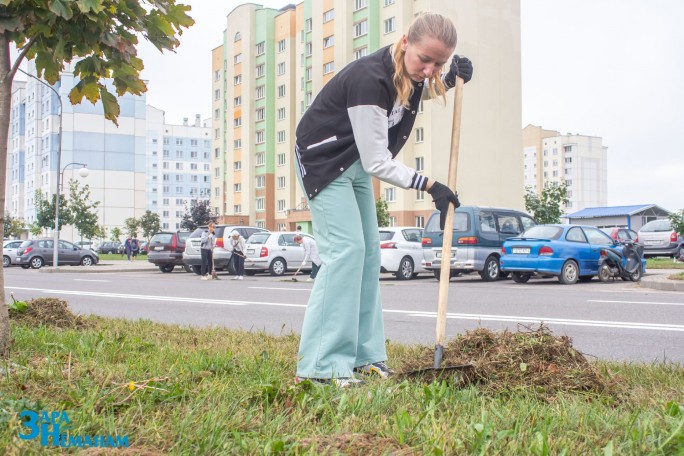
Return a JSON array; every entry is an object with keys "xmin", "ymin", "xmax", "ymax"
[
  {"xmin": 644, "ymin": 240, "xmax": 660, "ymax": 245},
  {"xmin": 154, "ymin": 246, "xmax": 164, "ymax": 251},
  {"xmin": 512, "ymin": 247, "xmax": 530, "ymax": 254},
  {"xmin": 247, "ymin": 249, "xmax": 255, "ymax": 254}
]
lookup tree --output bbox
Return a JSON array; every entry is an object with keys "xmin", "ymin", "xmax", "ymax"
[
  {"xmin": 524, "ymin": 184, "xmax": 570, "ymax": 224},
  {"xmin": 110, "ymin": 227, "xmax": 122, "ymax": 243},
  {"xmin": 139, "ymin": 210, "xmax": 161, "ymax": 243},
  {"xmin": 180, "ymin": 200, "xmax": 215, "ymax": 231},
  {"xmin": 3, "ymin": 212, "xmax": 24, "ymax": 238},
  {"xmin": 124, "ymin": 217, "xmax": 139, "ymax": 238},
  {"xmin": 0, "ymin": 1, "xmax": 194, "ymax": 356},
  {"xmin": 376, "ymin": 198, "xmax": 390, "ymax": 228},
  {"xmin": 33, "ymin": 190, "xmax": 72, "ymax": 233},
  {"xmin": 28, "ymin": 221, "xmax": 42, "ymax": 237},
  {"xmin": 68, "ymin": 179, "xmax": 100, "ymax": 241},
  {"xmin": 669, "ymin": 209, "xmax": 684, "ymax": 236}
]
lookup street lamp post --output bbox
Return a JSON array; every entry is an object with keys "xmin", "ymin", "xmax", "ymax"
[{"xmin": 54, "ymin": 162, "xmax": 89, "ymax": 268}]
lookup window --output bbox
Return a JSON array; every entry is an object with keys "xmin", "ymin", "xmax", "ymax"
[
  {"xmin": 278, "ymin": 200, "xmax": 286, "ymax": 211},
  {"xmin": 256, "ymin": 85, "xmax": 265, "ymax": 99},
  {"xmin": 234, "ymin": 74, "xmax": 242, "ymax": 85},
  {"xmin": 305, "ymin": 18, "xmax": 312, "ymax": 32},
  {"xmin": 163, "ymin": 162, "xmax": 169, "ymax": 169},
  {"xmin": 234, "ymin": 183, "xmax": 241, "ymax": 192},
  {"xmin": 277, "ymin": 62, "xmax": 286, "ymax": 75},
  {"xmin": 214, "ymin": 147, "xmax": 220, "ymax": 158},
  {"xmin": 277, "ymin": 176, "xmax": 285, "ymax": 189},
  {"xmin": 234, "ymin": 53, "xmax": 242, "ymax": 64},
  {"xmin": 415, "ymin": 127, "xmax": 424, "ymax": 142},
  {"xmin": 214, "ymin": 108, "xmax": 220, "ymax": 120},
  {"xmin": 306, "ymin": 91, "xmax": 313, "ymax": 106},
  {"xmin": 277, "ymin": 130, "xmax": 285, "ymax": 143},
  {"xmin": 214, "ymin": 128, "xmax": 220, "ymax": 139},
  {"xmin": 552, "ymin": 170, "xmax": 558, "ymax": 177},
  {"xmin": 256, "ymin": 130, "xmax": 264, "ymax": 144},
  {"xmin": 175, "ymin": 162, "xmax": 183, "ymax": 170},
  {"xmin": 306, "ymin": 66, "xmax": 312, "ymax": 81},
  {"xmin": 565, "ymin": 168, "xmax": 572, "ymax": 175},
  {"xmin": 163, "ymin": 210, "xmax": 169, "ymax": 217},
  {"xmin": 415, "ymin": 157, "xmax": 424, "ymax": 171},
  {"xmin": 385, "ymin": 187, "xmax": 396, "ymax": 202},
  {"xmin": 384, "ymin": 0, "xmax": 395, "ymax": 5},
  {"xmin": 415, "ymin": 215, "xmax": 424, "ymax": 228},
  {"xmin": 278, "ymin": 85, "xmax": 286, "ymax": 97},
  {"xmin": 552, "ymin": 148, "xmax": 558, "ymax": 155},
  {"xmin": 323, "ymin": 9, "xmax": 334, "ymax": 22},
  {"xmin": 256, "ymin": 64, "xmax": 265, "ymax": 78},
  {"xmin": 355, "ymin": 0, "xmax": 368, "ymax": 10},
  {"xmin": 565, "ymin": 157, "xmax": 573, "ymax": 164},
  {"xmin": 416, "ymin": 190, "xmax": 425, "ymax": 201},
  {"xmin": 497, "ymin": 215, "xmax": 521, "ymax": 235},
  {"xmin": 354, "ymin": 20, "xmax": 368, "ymax": 37},
  {"xmin": 543, "ymin": 161, "xmax": 548, "ymax": 167},
  {"xmin": 323, "ymin": 35, "xmax": 334, "ymax": 48},
  {"xmin": 214, "ymin": 89, "xmax": 220, "ymax": 100},
  {"xmin": 234, "ymin": 161, "xmax": 241, "ymax": 170},
  {"xmin": 234, "ymin": 117, "xmax": 242, "ymax": 127},
  {"xmin": 277, "ymin": 39, "xmax": 286, "ymax": 52},
  {"xmin": 388, "ymin": 217, "xmax": 396, "ymax": 227},
  {"xmin": 256, "ymin": 175, "xmax": 265, "ymax": 188},
  {"xmin": 176, "ymin": 150, "xmax": 183, "ymax": 158},
  {"xmin": 354, "ymin": 47, "xmax": 368, "ymax": 60},
  {"xmin": 418, "ymin": 100, "xmax": 424, "ymax": 113},
  {"xmin": 234, "ymin": 204, "xmax": 241, "ymax": 213},
  {"xmin": 564, "ymin": 145, "xmax": 573, "ymax": 153},
  {"xmin": 255, "ymin": 107, "xmax": 265, "ymax": 121},
  {"xmin": 305, "ymin": 42, "xmax": 313, "ymax": 56},
  {"xmin": 234, "ymin": 139, "xmax": 241, "ymax": 148},
  {"xmin": 566, "ymin": 179, "xmax": 573, "ymax": 187},
  {"xmin": 323, "ymin": 62, "xmax": 334, "ymax": 74},
  {"xmin": 256, "ymin": 41, "xmax": 265, "ymax": 55},
  {"xmin": 191, "ymin": 175, "xmax": 198, "ymax": 181},
  {"xmin": 553, "ymin": 159, "xmax": 558, "ymax": 167},
  {"xmin": 256, "ymin": 198, "xmax": 265, "ymax": 211},
  {"xmin": 176, "ymin": 175, "xmax": 184, "ymax": 182},
  {"xmin": 234, "ymin": 31, "xmax": 241, "ymax": 42},
  {"xmin": 566, "ymin": 227, "xmax": 587, "ymax": 243},
  {"xmin": 234, "ymin": 96, "xmax": 241, "ymax": 107},
  {"xmin": 384, "ymin": 17, "xmax": 396, "ymax": 34},
  {"xmin": 214, "ymin": 70, "xmax": 220, "ymax": 81},
  {"xmin": 277, "ymin": 153, "xmax": 286, "ymax": 166},
  {"xmin": 163, "ymin": 198, "xmax": 169, "ymax": 205}
]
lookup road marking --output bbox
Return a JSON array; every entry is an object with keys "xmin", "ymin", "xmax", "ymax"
[
  {"xmin": 73, "ymin": 279, "xmax": 110, "ymax": 282},
  {"xmin": 404, "ymin": 311, "xmax": 684, "ymax": 332},
  {"xmin": 588, "ymin": 299, "xmax": 684, "ymax": 306},
  {"xmin": 8, "ymin": 286, "xmax": 684, "ymax": 332},
  {"xmin": 249, "ymin": 286, "xmax": 311, "ymax": 291}
]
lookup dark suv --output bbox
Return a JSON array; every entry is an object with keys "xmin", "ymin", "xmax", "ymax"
[
  {"xmin": 98, "ymin": 241, "xmax": 123, "ymax": 254},
  {"xmin": 147, "ymin": 231, "xmax": 191, "ymax": 272},
  {"xmin": 183, "ymin": 225, "xmax": 267, "ymax": 274}
]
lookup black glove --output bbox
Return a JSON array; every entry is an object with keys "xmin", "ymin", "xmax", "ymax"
[
  {"xmin": 427, "ymin": 181, "xmax": 461, "ymax": 231},
  {"xmin": 444, "ymin": 54, "xmax": 473, "ymax": 88}
]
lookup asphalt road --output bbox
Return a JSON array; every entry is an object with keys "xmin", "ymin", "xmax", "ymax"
[{"xmin": 5, "ymin": 267, "xmax": 684, "ymax": 364}]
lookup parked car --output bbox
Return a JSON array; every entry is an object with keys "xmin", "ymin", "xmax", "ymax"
[
  {"xmin": 422, "ymin": 206, "xmax": 537, "ymax": 281},
  {"xmin": 600, "ymin": 227, "xmax": 639, "ymax": 243},
  {"xmin": 500, "ymin": 224, "xmax": 647, "ymax": 285},
  {"xmin": 637, "ymin": 219, "xmax": 684, "ymax": 258},
  {"xmin": 75, "ymin": 240, "xmax": 98, "ymax": 251},
  {"xmin": 379, "ymin": 227, "xmax": 426, "ymax": 280},
  {"xmin": 243, "ymin": 231, "xmax": 314, "ymax": 276},
  {"xmin": 98, "ymin": 241, "xmax": 123, "ymax": 254},
  {"xmin": 3, "ymin": 239, "xmax": 24, "ymax": 267},
  {"xmin": 147, "ymin": 231, "xmax": 191, "ymax": 273},
  {"xmin": 183, "ymin": 225, "xmax": 268, "ymax": 275},
  {"xmin": 139, "ymin": 241, "xmax": 148, "ymax": 255},
  {"xmin": 15, "ymin": 238, "xmax": 99, "ymax": 269}
]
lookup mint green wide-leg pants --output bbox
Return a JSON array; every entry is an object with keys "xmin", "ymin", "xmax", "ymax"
[{"xmin": 296, "ymin": 160, "xmax": 387, "ymax": 379}]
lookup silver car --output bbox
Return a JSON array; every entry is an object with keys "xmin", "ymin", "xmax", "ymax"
[
  {"xmin": 183, "ymin": 225, "xmax": 267, "ymax": 275},
  {"xmin": 637, "ymin": 219, "xmax": 684, "ymax": 258},
  {"xmin": 3, "ymin": 239, "xmax": 23, "ymax": 267},
  {"xmin": 243, "ymin": 231, "xmax": 314, "ymax": 276}
]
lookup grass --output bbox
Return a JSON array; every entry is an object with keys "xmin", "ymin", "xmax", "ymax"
[
  {"xmin": 97, "ymin": 253, "xmax": 148, "ymax": 261},
  {"xmin": 646, "ymin": 258, "xmax": 684, "ymax": 269},
  {"xmin": 668, "ymin": 272, "xmax": 684, "ymax": 281},
  {"xmin": 1, "ymin": 315, "xmax": 683, "ymax": 454}
]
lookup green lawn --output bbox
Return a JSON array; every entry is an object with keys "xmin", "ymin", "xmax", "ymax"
[
  {"xmin": 97, "ymin": 253, "xmax": 148, "ymax": 261},
  {"xmin": 646, "ymin": 257, "xmax": 684, "ymax": 269},
  {"xmin": 1, "ymin": 311, "xmax": 682, "ymax": 454}
]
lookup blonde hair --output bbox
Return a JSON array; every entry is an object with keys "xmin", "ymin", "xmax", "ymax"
[{"xmin": 393, "ymin": 12, "xmax": 457, "ymax": 107}]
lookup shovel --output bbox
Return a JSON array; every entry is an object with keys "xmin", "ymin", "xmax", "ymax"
[
  {"xmin": 211, "ymin": 247, "xmax": 219, "ymax": 280},
  {"xmin": 291, "ymin": 263, "xmax": 305, "ymax": 282}
]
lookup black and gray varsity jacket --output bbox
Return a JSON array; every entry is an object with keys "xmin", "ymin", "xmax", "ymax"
[{"xmin": 295, "ymin": 45, "xmax": 434, "ymax": 200}]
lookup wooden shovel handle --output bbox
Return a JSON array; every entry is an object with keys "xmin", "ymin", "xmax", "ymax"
[{"xmin": 436, "ymin": 76, "xmax": 465, "ymax": 348}]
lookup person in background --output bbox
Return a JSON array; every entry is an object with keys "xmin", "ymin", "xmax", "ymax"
[
  {"xmin": 130, "ymin": 234, "xmax": 140, "ymax": 261},
  {"xmin": 292, "ymin": 12, "xmax": 472, "ymax": 388},
  {"xmin": 229, "ymin": 230, "xmax": 246, "ymax": 280},
  {"xmin": 124, "ymin": 237, "xmax": 132, "ymax": 261},
  {"xmin": 200, "ymin": 223, "xmax": 216, "ymax": 281},
  {"xmin": 294, "ymin": 234, "xmax": 321, "ymax": 282}
]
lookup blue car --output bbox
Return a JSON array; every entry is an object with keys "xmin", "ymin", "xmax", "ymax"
[{"xmin": 500, "ymin": 224, "xmax": 647, "ymax": 285}]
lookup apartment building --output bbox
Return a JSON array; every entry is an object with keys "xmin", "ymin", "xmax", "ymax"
[
  {"xmin": 212, "ymin": 0, "xmax": 523, "ymax": 230},
  {"xmin": 522, "ymin": 124, "xmax": 608, "ymax": 212},
  {"xmin": 146, "ymin": 107, "xmax": 212, "ymax": 230}
]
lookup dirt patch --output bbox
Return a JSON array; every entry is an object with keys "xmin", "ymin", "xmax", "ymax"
[
  {"xmin": 297, "ymin": 433, "xmax": 414, "ymax": 455},
  {"xmin": 9, "ymin": 297, "xmax": 91, "ymax": 330},
  {"xmin": 400, "ymin": 325, "xmax": 612, "ymax": 396}
]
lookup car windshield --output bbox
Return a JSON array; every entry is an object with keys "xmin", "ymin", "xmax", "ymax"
[
  {"xmin": 151, "ymin": 233, "xmax": 173, "ymax": 244},
  {"xmin": 640, "ymin": 220, "xmax": 671, "ymax": 232},
  {"xmin": 178, "ymin": 232, "xmax": 190, "ymax": 242},
  {"xmin": 247, "ymin": 233, "xmax": 270, "ymax": 244},
  {"xmin": 520, "ymin": 226, "xmax": 563, "ymax": 240},
  {"xmin": 378, "ymin": 231, "xmax": 394, "ymax": 241}
]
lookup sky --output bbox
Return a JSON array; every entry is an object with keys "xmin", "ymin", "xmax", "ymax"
[{"xmin": 137, "ymin": 1, "xmax": 683, "ymax": 212}]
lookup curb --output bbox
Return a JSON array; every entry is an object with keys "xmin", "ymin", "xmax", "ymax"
[
  {"xmin": 39, "ymin": 263, "xmax": 158, "ymax": 274},
  {"xmin": 640, "ymin": 274, "xmax": 684, "ymax": 292}
]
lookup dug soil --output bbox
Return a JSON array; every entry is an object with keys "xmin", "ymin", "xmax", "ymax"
[{"xmin": 9, "ymin": 297, "xmax": 90, "ymax": 330}]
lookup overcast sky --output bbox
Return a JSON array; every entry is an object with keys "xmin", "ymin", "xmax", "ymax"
[{"xmin": 137, "ymin": 0, "xmax": 683, "ymax": 212}]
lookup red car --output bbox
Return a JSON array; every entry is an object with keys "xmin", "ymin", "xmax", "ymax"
[{"xmin": 600, "ymin": 228, "xmax": 638, "ymax": 243}]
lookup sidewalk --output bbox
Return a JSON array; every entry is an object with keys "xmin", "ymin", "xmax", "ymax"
[
  {"xmin": 40, "ymin": 259, "xmax": 159, "ymax": 274},
  {"xmin": 640, "ymin": 268, "xmax": 684, "ymax": 292}
]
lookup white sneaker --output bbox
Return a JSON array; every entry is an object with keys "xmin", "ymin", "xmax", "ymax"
[
  {"xmin": 232, "ymin": 276, "xmax": 239, "ymax": 280},
  {"xmin": 201, "ymin": 275, "xmax": 209, "ymax": 281},
  {"xmin": 238, "ymin": 276, "xmax": 244, "ymax": 280},
  {"xmin": 306, "ymin": 278, "xmax": 313, "ymax": 282}
]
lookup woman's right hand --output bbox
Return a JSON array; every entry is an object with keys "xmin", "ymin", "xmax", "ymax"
[{"xmin": 427, "ymin": 181, "xmax": 460, "ymax": 230}]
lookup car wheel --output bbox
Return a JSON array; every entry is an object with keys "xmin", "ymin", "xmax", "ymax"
[
  {"xmin": 269, "ymin": 257, "xmax": 287, "ymax": 276},
  {"xmin": 192, "ymin": 265, "xmax": 202, "ymax": 275},
  {"xmin": 81, "ymin": 256, "xmax": 95, "ymax": 266},
  {"xmin": 159, "ymin": 265, "xmax": 175, "ymax": 273},
  {"xmin": 3, "ymin": 256, "xmax": 10, "ymax": 268},
  {"xmin": 183, "ymin": 264, "xmax": 192, "ymax": 273},
  {"xmin": 629, "ymin": 264, "xmax": 642, "ymax": 282},
  {"xmin": 479, "ymin": 255, "xmax": 500, "ymax": 282},
  {"xmin": 511, "ymin": 272, "xmax": 531, "ymax": 283},
  {"xmin": 598, "ymin": 264, "xmax": 611, "ymax": 282},
  {"xmin": 578, "ymin": 275, "xmax": 593, "ymax": 282},
  {"xmin": 21, "ymin": 264, "xmax": 30, "ymax": 269},
  {"xmin": 395, "ymin": 257, "xmax": 414, "ymax": 280},
  {"xmin": 558, "ymin": 260, "xmax": 579, "ymax": 285},
  {"xmin": 30, "ymin": 257, "xmax": 44, "ymax": 269}
]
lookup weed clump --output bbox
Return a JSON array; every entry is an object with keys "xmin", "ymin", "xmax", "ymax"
[
  {"xmin": 297, "ymin": 433, "xmax": 414, "ymax": 455},
  {"xmin": 9, "ymin": 297, "xmax": 90, "ymax": 330}
]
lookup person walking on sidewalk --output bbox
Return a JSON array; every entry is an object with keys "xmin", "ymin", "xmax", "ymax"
[
  {"xmin": 130, "ymin": 234, "xmax": 140, "ymax": 262},
  {"xmin": 229, "ymin": 230, "xmax": 246, "ymax": 280},
  {"xmin": 294, "ymin": 234, "xmax": 321, "ymax": 282},
  {"xmin": 124, "ymin": 237, "xmax": 132, "ymax": 261},
  {"xmin": 292, "ymin": 12, "xmax": 472, "ymax": 387},
  {"xmin": 200, "ymin": 223, "xmax": 216, "ymax": 281}
]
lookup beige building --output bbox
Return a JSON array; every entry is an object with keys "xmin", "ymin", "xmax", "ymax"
[
  {"xmin": 212, "ymin": 0, "xmax": 523, "ymax": 231},
  {"xmin": 523, "ymin": 124, "xmax": 608, "ymax": 212}
]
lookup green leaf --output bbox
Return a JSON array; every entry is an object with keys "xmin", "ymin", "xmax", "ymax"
[
  {"xmin": 34, "ymin": 51, "xmax": 61, "ymax": 84},
  {"xmin": 666, "ymin": 401, "xmax": 681, "ymax": 417},
  {"xmin": 99, "ymin": 88, "xmax": 120, "ymax": 126},
  {"xmin": 519, "ymin": 362, "xmax": 527, "ymax": 372},
  {"xmin": 50, "ymin": 0, "xmax": 74, "ymax": 20},
  {"xmin": 77, "ymin": 0, "xmax": 104, "ymax": 13},
  {"xmin": 602, "ymin": 440, "xmax": 613, "ymax": 456}
]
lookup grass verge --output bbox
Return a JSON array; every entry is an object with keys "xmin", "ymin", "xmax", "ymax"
[
  {"xmin": 668, "ymin": 272, "xmax": 684, "ymax": 281},
  {"xmin": 646, "ymin": 258, "xmax": 684, "ymax": 269},
  {"xmin": 1, "ymin": 308, "xmax": 682, "ymax": 454}
]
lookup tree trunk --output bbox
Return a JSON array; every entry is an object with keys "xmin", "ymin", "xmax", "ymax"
[{"xmin": 0, "ymin": 35, "xmax": 14, "ymax": 357}]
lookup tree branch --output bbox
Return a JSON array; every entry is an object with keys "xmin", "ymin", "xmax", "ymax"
[{"xmin": 8, "ymin": 37, "xmax": 35, "ymax": 81}]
